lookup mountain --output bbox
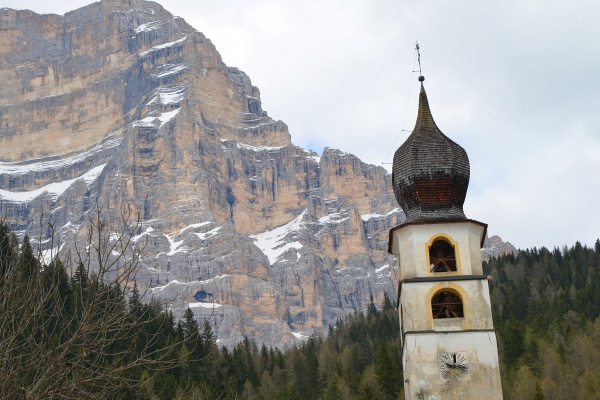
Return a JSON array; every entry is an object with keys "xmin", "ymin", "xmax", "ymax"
[
  {"xmin": 482, "ymin": 235, "xmax": 517, "ymax": 261},
  {"xmin": 0, "ymin": 0, "xmax": 402, "ymax": 347},
  {"xmin": 0, "ymin": 0, "xmax": 515, "ymax": 348}
]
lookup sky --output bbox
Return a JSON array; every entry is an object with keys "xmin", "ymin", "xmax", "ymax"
[{"xmin": 3, "ymin": 0, "xmax": 600, "ymax": 251}]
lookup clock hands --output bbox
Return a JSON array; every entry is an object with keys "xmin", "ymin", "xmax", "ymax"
[{"xmin": 445, "ymin": 362, "xmax": 468, "ymax": 371}]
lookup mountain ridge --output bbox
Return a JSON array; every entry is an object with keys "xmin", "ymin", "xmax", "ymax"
[{"xmin": 0, "ymin": 0, "xmax": 509, "ymax": 347}]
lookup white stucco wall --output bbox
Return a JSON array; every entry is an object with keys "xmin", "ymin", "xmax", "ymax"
[
  {"xmin": 402, "ymin": 331, "xmax": 503, "ymax": 400},
  {"xmin": 400, "ymin": 280, "xmax": 494, "ymax": 332},
  {"xmin": 390, "ymin": 221, "xmax": 486, "ymax": 280},
  {"xmin": 390, "ymin": 220, "xmax": 502, "ymax": 399}
]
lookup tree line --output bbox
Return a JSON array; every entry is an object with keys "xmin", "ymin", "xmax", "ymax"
[
  {"xmin": 3, "ymin": 211, "xmax": 600, "ymax": 399},
  {"xmin": 486, "ymin": 240, "xmax": 600, "ymax": 399},
  {"xmin": 0, "ymin": 211, "xmax": 402, "ymax": 399}
]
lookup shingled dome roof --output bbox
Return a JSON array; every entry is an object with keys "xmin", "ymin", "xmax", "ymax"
[{"xmin": 392, "ymin": 78, "xmax": 470, "ymax": 223}]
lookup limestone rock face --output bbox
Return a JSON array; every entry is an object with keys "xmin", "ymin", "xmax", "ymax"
[
  {"xmin": 482, "ymin": 235, "xmax": 517, "ymax": 261},
  {"xmin": 0, "ymin": 0, "xmax": 404, "ymax": 347}
]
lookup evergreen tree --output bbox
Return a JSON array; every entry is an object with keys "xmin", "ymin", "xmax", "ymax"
[
  {"xmin": 201, "ymin": 320, "xmax": 214, "ymax": 343},
  {"xmin": 129, "ymin": 282, "xmax": 141, "ymax": 309},
  {"xmin": 73, "ymin": 262, "xmax": 88, "ymax": 290},
  {"xmin": 0, "ymin": 222, "xmax": 16, "ymax": 278},
  {"xmin": 259, "ymin": 343, "xmax": 270, "ymax": 375},
  {"xmin": 367, "ymin": 294, "xmax": 378, "ymax": 319},
  {"xmin": 182, "ymin": 307, "xmax": 200, "ymax": 342},
  {"xmin": 19, "ymin": 234, "xmax": 38, "ymax": 281},
  {"xmin": 374, "ymin": 342, "xmax": 402, "ymax": 399},
  {"xmin": 382, "ymin": 291, "xmax": 394, "ymax": 312},
  {"xmin": 0, "ymin": 219, "xmax": 182, "ymax": 398}
]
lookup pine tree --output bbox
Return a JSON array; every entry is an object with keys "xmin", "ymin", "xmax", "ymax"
[
  {"xmin": 128, "ymin": 282, "xmax": 142, "ymax": 319},
  {"xmin": 73, "ymin": 262, "xmax": 88, "ymax": 290},
  {"xmin": 374, "ymin": 342, "xmax": 402, "ymax": 399},
  {"xmin": 382, "ymin": 291, "xmax": 394, "ymax": 312},
  {"xmin": 19, "ymin": 234, "xmax": 38, "ymax": 281},
  {"xmin": 182, "ymin": 307, "xmax": 201, "ymax": 351},
  {"xmin": 0, "ymin": 222, "xmax": 16, "ymax": 278},
  {"xmin": 259, "ymin": 343, "xmax": 270, "ymax": 375},
  {"xmin": 201, "ymin": 320, "xmax": 214, "ymax": 343},
  {"xmin": 367, "ymin": 294, "xmax": 378, "ymax": 319}
]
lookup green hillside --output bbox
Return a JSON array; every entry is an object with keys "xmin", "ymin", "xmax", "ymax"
[{"xmin": 486, "ymin": 241, "xmax": 600, "ymax": 399}]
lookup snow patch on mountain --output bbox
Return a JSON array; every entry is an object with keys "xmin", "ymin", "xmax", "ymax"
[
  {"xmin": 250, "ymin": 210, "xmax": 306, "ymax": 265},
  {"xmin": 147, "ymin": 86, "xmax": 186, "ymax": 105},
  {"xmin": 131, "ymin": 227, "xmax": 156, "ymax": 242},
  {"xmin": 195, "ymin": 226, "xmax": 221, "ymax": 240},
  {"xmin": 361, "ymin": 208, "xmax": 401, "ymax": 222},
  {"xmin": 153, "ymin": 63, "xmax": 188, "ymax": 78},
  {"xmin": 0, "ymin": 137, "xmax": 121, "ymax": 175},
  {"xmin": 140, "ymin": 36, "xmax": 187, "ymax": 57},
  {"xmin": 151, "ymin": 274, "xmax": 230, "ymax": 292},
  {"xmin": 133, "ymin": 109, "xmax": 180, "ymax": 128},
  {"xmin": 135, "ymin": 20, "xmax": 162, "ymax": 33},
  {"xmin": 164, "ymin": 234, "xmax": 187, "ymax": 256},
  {"xmin": 188, "ymin": 301, "xmax": 222, "ymax": 309},
  {"xmin": 0, "ymin": 164, "xmax": 106, "ymax": 203},
  {"xmin": 292, "ymin": 331, "xmax": 310, "ymax": 340},
  {"xmin": 319, "ymin": 211, "xmax": 349, "ymax": 224},
  {"xmin": 375, "ymin": 264, "xmax": 390, "ymax": 274},
  {"xmin": 42, "ymin": 244, "xmax": 65, "ymax": 265}
]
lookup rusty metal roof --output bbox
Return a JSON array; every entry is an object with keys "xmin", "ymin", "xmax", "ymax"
[{"xmin": 392, "ymin": 80, "xmax": 470, "ymax": 223}]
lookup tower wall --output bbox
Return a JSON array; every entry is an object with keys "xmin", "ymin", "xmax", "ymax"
[
  {"xmin": 391, "ymin": 220, "xmax": 503, "ymax": 399},
  {"xmin": 390, "ymin": 221, "xmax": 486, "ymax": 280},
  {"xmin": 400, "ymin": 280, "xmax": 494, "ymax": 333},
  {"xmin": 403, "ymin": 331, "xmax": 503, "ymax": 400}
]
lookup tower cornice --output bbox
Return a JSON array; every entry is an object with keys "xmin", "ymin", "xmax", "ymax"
[{"xmin": 388, "ymin": 218, "xmax": 488, "ymax": 254}]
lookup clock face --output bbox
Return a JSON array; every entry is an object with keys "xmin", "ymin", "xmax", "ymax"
[{"xmin": 438, "ymin": 352, "xmax": 469, "ymax": 381}]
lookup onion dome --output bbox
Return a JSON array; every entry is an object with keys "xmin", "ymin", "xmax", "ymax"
[{"xmin": 392, "ymin": 77, "xmax": 470, "ymax": 223}]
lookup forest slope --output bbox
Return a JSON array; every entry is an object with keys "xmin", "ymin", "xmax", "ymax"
[{"xmin": 2, "ymin": 218, "xmax": 598, "ymax": 398}]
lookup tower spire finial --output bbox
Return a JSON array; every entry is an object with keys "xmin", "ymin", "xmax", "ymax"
[{"xmin": 415, "ymin": 41, "xmax": 424, "ymax": 82}]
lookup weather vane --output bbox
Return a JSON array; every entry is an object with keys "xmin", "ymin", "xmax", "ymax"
[{"xmin": 415, "ymin": 41, "xmax": 422, "ymax": 76}]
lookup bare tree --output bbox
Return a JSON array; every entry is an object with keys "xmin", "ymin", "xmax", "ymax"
[{"xmin": 0, "ymin": 204, "xmax": 182, "ymax": 399}]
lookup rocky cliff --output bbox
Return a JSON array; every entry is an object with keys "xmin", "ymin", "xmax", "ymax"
[
  {"xmin": 482, "ymin": 235, "xmax": 517, "ymax": 261},
  {"xmin": 0, "ymin": 0, "xmax": 402, "ymax": 347}
]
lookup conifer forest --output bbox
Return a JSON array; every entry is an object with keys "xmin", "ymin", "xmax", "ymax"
[{"xmin": 1, "ymin": 216, "xmax": 600, "ymax": 399}]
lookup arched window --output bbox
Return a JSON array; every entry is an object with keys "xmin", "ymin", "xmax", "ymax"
[
  {"xmin": 429, "ymin": 239, "xmax": 457, "ymax": 273},
  {"xmin": 431, "ymin": 290, "xmax": 463, "ymax": 318}
]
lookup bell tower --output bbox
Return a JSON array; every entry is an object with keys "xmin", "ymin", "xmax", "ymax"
[{"xmin": 389, "ymin": 75, "xmax": 503, "ymax": 399}]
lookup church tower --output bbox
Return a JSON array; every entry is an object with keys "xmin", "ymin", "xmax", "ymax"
[{"xmin": 389, "ymin": 76, "xmax": 503, "ymax": 399}]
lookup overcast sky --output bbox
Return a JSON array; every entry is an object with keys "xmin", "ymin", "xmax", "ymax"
[{"xmin": 3, "ymin": 0, "xmax": 600, "ymax": 251}]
